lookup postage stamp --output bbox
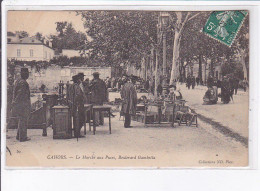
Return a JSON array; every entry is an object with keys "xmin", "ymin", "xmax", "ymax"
[{"xmin": 203, "ymin": 10, "xmax": 248, "ymax": 46}]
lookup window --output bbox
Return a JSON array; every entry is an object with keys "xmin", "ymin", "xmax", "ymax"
[
  {"xmin": 30, "ymin": 49, "xmax": 33, "ymax": 57},
  {"xmin": 7, "ymin": 38, "xmax": 11, "ymax": 43},
  {"xmin": 17, "ymin": 49, "xmax": 21, "ymax": 57}
]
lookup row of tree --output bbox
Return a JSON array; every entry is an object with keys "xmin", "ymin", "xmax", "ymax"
[
  {"xmin": 77, "ymin": 11, "xmax": 249, "ymax": 84},
  {"xmin": 9, "ymin": 11, "xmax": 249, "ymax": 84}
]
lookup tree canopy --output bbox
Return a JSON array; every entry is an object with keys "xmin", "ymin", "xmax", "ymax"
[
  {"xmin": 49, "ymin": 22, "xmax": 88, "ymax": 52},
  {"xmin": 15, "ymin": 31, "xmax": 29, "ymax": 38},
  {"xmin": 78, "ymin": 11, "xmax": 159, "ymax": 67},
  {"xmin": 177, "ymin": 12, "xmax": 249, "ymax": 80}
]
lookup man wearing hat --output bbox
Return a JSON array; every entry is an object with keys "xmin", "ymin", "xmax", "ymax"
[
  {"xmin": 67, "ymin": 75, "xmax": 78, "ymax": 115},
  {"xmin": 89, "ymin": 72, "xmax": 108, "ymax": 126},
  {"xmin": 68, "ymin": 75, "xmax": 85, "ymax": 138},
  {"xmin": 11, "ymin": 68, "xmax": 31, "ymax": 142},
  {"xmin": 120, "ymin": 76, "xmax": 137, "ymax": 128},
  {"xmin": 77, "ymin": 72, "xmax": 88, "ymax": 103}
]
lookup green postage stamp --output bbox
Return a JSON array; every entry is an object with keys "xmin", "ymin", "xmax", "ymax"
[{"xmin": 203, "ymin": 10, "xmax": 248, "ymax": 47}]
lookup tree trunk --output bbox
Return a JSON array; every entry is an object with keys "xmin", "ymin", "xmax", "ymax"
[
  {"xmin": 145, "ymin": 57, "xmax": 147, "ymax": 81},
  {"xmin": 154, "ymin": 49, "xmax": 159, "ymax": 97},
  {"xmin": 170, "ymin": 31, "xmax": 180, "ymax": 85},
  {"xmin": 190, "ymin": 64, "xmax": 194, "ymax": 76},
  {"xmin": 151, "ymin": 48, "xmax": 154, "ymax": 78},
  {"xmin": 198, "ymin": 54, "xmax": 203, "ymax": 84},
  {"xmin": 179, "ymin": 58, "xmax": 183, "ymax": 82},
  {"xmin": 240, "ymin": 49, "xmax": 248, "ymax": 80},
  {"xmin": 183, "ymin": 66, "xmax": 186, "ymax": 82},
  {"xmin": 210, "ymin": 58, "xmax": 215, "ymax": 77},
  {"xmin": 141, "ymin": 57, "xmax": 146, "ymax": 80},
  {"xmin": 204, "ymin": 63, "xmax": 207, "ymax": 84}
]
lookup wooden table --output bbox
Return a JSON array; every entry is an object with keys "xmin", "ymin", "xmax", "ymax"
[
  {"xmin": 175, "ymin": 99, "xmax": 187, "ymax": 106},
  {"xmin": 144, "ymin": 102, "xmax": 176, "ymax": 127},
  {"xmin": 144, "ymin": 103, "xmax": 163, "ymax": 124},
  {"xmin": 92, "ymin": 105, "xmax": 112, "ymax": 135},
  {"xmin": 84, "ymin": 104, "xmax": 93, "ymax": 135},
  {"xmin": 136, "ymin": 104, "xmax": 145, "ymax": 112}
]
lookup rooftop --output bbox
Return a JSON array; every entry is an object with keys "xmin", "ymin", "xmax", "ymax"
[{"xmin": 7, "ymin": 36, "xmax": 53, "ymax": 49}]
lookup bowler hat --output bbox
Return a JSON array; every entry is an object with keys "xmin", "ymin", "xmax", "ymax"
[
  {"xmin": 21, "ymin": 68, "xmax": 29, "ymax": 73},
  {"xmin": 92, "ymin": 72, "xmax": 100, "ymax": 76},
  {"xmin": 78, "ymin": 72, "xmax": 86, "ymax": 77},
  {"xmin": 71, "ymin": 75, "xmax": 78, "ymax": 82}
]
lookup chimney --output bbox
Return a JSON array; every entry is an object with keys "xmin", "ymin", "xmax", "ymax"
[{"xmin": 49, "ymin": 41, "xmax": 52, "ymax": 47}]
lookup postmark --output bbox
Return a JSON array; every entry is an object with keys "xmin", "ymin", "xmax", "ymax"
[{"xmin": 203, "ymin": 10, "xmax": 248, "ymax": 47}]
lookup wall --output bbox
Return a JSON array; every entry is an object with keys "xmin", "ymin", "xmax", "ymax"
[
  {"xmin": 126, "ymin": 64, "xmax": 142, "ymax": 78},
  {"xmin": 12, "ymin": 65, "xmax": 112, "ymax": 90},
  {"xmin": 43, "ymin": 45, "xmax": 55, "ymax": 61},
  {"xmin": 68, "ymin": 67, "xmax": 111, "ymax": 81},
  {"xmin": 62, "ymin": 49, "xmax": 81, "ymax": 58}
]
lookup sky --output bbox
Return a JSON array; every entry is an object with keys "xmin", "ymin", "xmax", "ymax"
[{"xmin": 7, "ymin": 11, "xmax": 86, "ymax": 37}]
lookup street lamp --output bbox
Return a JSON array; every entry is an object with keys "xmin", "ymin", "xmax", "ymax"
[
  {"xmin": 160, "ymin": 12, "xmax": 170, "ymax": 96},
  {"xmin": 160, "ymin": 12, "xmax": 170, "ymax": 29}
]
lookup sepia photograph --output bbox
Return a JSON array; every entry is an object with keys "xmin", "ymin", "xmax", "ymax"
[{"xmin": 4, "ymin": 10, "xmax": 249, "ymax": 168}]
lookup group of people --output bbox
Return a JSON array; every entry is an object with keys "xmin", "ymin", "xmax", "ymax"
[
  {"xmin": 186, "ymin": 75, "xmax": 197, "ymax": 89},
  {"xmin": 203, "ymin": 75, "xmax": 241, "ymax": 105},
  {"xmin": 64, "ymin": 73, "xmax": 140, "ymax": 134},
  {"xmin": 67, "ymin": 72, "xmax": 108, "ymax": 138},
  {"xmin": 7, "ymin": 68, "xmax": 109, "ymax": 141},
  {"xmin": 104, "ymin": 77, "xmax": 126, "ymax": 91},
  {"xmin": 7, "ymin": 66, "xmax": 140, "ymax": 141},
  {"xmin": 8, "ymin": 66, "xmax": 246, "ymax": 141}
]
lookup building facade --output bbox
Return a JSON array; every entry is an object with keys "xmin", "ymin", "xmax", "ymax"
[{"xmin": 7, "ymin": 35, "xmax": 55, "ymax": 61}]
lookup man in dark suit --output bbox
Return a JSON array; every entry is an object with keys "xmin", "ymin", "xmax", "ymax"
[
  {"xmin": 120, "ymin": 77, "xmax": 137, "ymax": 128},
  {"xmin": 89, "ymin": 72, "xmax": 107, "ymax": 125},
  {"xmin": 221, "ymin": 76, "xmax": 231, "ymax": 104},
  {"xmin": 11, "ymin": 68, "xmax": 31, "ymax": 142},
  {"xmin": 68, "ymin": 75, "xmax": 85, "ymax": 138},
  {"xmin": 77, "ymin": 73, "xmax": 88, "ymax": 103},
  {"xmin": 192, "ymin": 76, "xmax": 196, "ymax": 89}
]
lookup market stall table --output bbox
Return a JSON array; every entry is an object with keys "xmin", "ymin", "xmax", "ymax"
[
  {"xmin": 144, "ymin": 102, "xmax": 176, "ymax": 127},
  {"xmin": 92, "ymin": 105, "xmax": 112, "ymax": 135},
  {"xmin": 84, "ymin": 104, "xmax": 93, "ymax": 135}
]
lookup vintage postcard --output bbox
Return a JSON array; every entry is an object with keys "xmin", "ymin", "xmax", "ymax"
[{"xmin": 4, "ymin": 10, "xmax": 249, "ymax": 168}]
